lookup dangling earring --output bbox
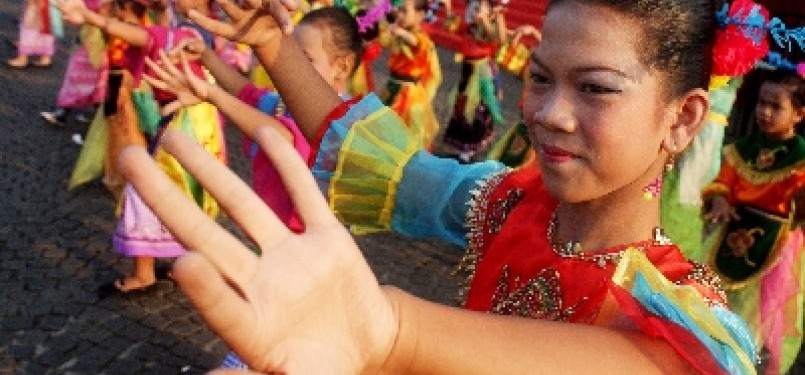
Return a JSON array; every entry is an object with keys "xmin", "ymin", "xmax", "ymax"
[
  {"xmin": 664, "ymin": 146, "xmax": 677, "ymax": 173},
  {"xmin": 642, "ymin": 174, "xmax": 663, "ymax": 201},
  {"xmin": 642, "ymin": 145, "xmax": 676, "ymax": 201}
]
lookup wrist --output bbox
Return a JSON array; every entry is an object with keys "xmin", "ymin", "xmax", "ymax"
[
  {"xmin": 85, "ymin": 9, "xmax": 105, "ymax": 28},
  {"xmin": 374, "ymin": 286, "xmax": 415, "ymax": 374},
  {"xmin": 252, "ymin": 35, "xmax": 284, "ymax": 69}
]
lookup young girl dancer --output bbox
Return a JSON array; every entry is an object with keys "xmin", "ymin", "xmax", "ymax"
[
  {"xmin": 41, "ymin": 0, "xmax": 111, "ymax": 126},
  {"xmin": 123, "ymin": 0, "xmax": 758, "ymax": 372},
  {"xmin": 703, "ymin": 69, "xmax": 805, "ymax": 374},
  {"xmin": 147, "ymin": 6, "xmax": 363, "ymax": 235},
  {"xmin": 8, "ymin": 0, "xmax": 60, "ymax": 68},
  {"xmin": 383, "ymin": 0, "xmax": 441, "ymax": 149},
  {"xmin": 442, "ymin": 0, "xmax": 507, "ymax": 163},
  {"xmin": 58, "ymin": 0, "xmax": 226, "ymax": 294}
]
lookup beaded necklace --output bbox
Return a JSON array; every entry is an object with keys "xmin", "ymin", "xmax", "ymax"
[{"xmin": 546, "ymin": 211, "xmax": 673, "ymax": 269}]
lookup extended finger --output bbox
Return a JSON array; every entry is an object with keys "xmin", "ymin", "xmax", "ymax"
[
  {"xmin": 142, "ymin": 74, "xmax": 171, "ymax": 92},
  {"xmin": 159, "ymin": 100, "xmax": 183, "ymax": 116},
  {"xmin": 172, "ymin": 253, "xmax": 259, "ymax": 359},
  {"xmin": 188, "ymin": 9, "xmax": 237, "ymax": 40},
  {"xmin": 180, "ymin": 52, "xmax": 208, "ymax": 97},
  {"xmin": 253, "ymin": 126, "xmax": 334, "ymax": 229},
  {"xmin": 158, "ymin": 49, "xmax": 184, "ymax": 78},
  {"xmin": 265, "ymin": 0, "xmax": 295, "ymax": 34},
  {"xmin": 160, "ymin": 130, "xmax": 292, "ymax": 249},
  {"xmin": 215, "ymin": 0, "xmax": 247, "ymax": 20},
  {"xmin": 118, "ymin": 146, "xmax": 259, "ymax": 282},
  {"xmin": 144, "ymin": 57, "xmax": 176, "ymax": 85}
]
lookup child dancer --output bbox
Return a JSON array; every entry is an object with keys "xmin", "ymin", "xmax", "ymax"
[
  {"xmin": 145, "ymin": 8, "xmax": 364, "ymax": 369},
  {"xmin": 703, "ymin": 69, "xmax": 805, "ymax": 374},
  {"xmin": 383, "ymin": 0, "xmax": 441, "ymax": 149},
  {"xmin": 8, "ymin": 0, "xmax": 60, "ymax": 68},
  {"xmin": 58, "ymin": 0, "xmax": 226, "ymax": 294},
  {"xmin": 149, "ymin": 6, "xmax": 362, "ymax": 234},
  {"xmin": 485, "ymin": 23, "xmax": 540, "ymax": 169},
  {"xmin": 442, "ymin": 0, "xmax": 506, "ymax": 163},
  {"xmin": 124, "ymin": 0, "xmax": 758, "ymax": 372},
  {"xmin": 347, "ymin": 5, "xmax": 383, "ymax": 97},
  {"xmin": 41, "ymin": 0, "xmax": 111, "ymax": 126}
]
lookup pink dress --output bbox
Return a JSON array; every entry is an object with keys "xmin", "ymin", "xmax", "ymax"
[
  {"xmin": 237, "ymin": 83, "xmax": 311, "ymax": 233},
  {"xmin": 18, "ymin": 0, "xmax": 55, "ymax": 57}
]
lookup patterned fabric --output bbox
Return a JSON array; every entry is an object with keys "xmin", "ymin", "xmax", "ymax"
[
  {"xmin": 702, "ymin": 132, "xmax": 805, "ymax": 374},
  {"xmin": 385, "ymin": 31, "xmax": 441, "ymax": 149},
  {"xmin": 236, "ymin": 84, "xmax": 310, "ymax": 232},
  {"xmin": 56, "ymin": 47, "xmax": 109, "ymax": 108},
  {"xmin": 113, "ymin": 185, "xmax": 185, "ymax": 258},
  {"xmin": 311, "ymin": 95, "xmax": 757, "ymax": 374}
]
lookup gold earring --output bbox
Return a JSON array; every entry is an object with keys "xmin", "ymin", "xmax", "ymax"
[{"xmin": 664, "ymin": 145, "xmax": 677, "ymax": 173}]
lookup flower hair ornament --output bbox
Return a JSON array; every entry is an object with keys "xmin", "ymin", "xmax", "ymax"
[
  {"xmin": 710, "ymin": 0, "xmax": 805, "ymax": 88},
  {"xmin": 716, "ymin": 1, "xmax": 805, "ymax": 52},
  {"xmin": 335, "ymin": 0, "xmax": 402, "ymax": 32},
  {"xmin": 763, "ymin": 51, "xmax": 805, "ymax": 79}
]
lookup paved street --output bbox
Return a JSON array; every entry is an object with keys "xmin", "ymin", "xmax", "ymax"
[{"xmin": 0, "ymin": 2, "xmax": 526, "ymax": 373}]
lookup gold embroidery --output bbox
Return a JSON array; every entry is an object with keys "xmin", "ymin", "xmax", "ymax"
[
  {"xmin": 724, "ymin": 144, "xmax": 805, "ymax": 184},
  {"xmin": 488, "ymin": 188, "xmax": 525, "ymax": 234},
  {"xmin": 491, "ymin": 267, "xmax": 587, "ymax": 321},
  {"xmin": 676, "ymin": 262, "xmax": 728, "ymax": 306}
]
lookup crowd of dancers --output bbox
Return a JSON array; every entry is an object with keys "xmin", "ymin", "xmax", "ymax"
[{"xmin": 6, "ymin": 0, "xmax": 805, "ymax": 373}]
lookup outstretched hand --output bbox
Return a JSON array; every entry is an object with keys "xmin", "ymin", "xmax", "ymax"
[
  {"xmin": 703, "ymin": 195, "xmax": 740, "ymax": 224},
  {"xmin": 55, "ymin": 0, "xmax": 88, "ymax": 25},
  {"xmin": 187, "ymin": 0, "xmax": 297, "ymax": 48},
  {"xmin": 118, "ymin": 125, "xmax": 398, "ymax": 373},
  {"xmin": 143, "ymin": 50, "xmax": 208, "ymax": 115}
]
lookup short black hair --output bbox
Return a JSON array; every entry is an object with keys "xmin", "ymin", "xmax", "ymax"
[
  {"xmin": 300, "ymin": 7, "xmax": 364, "ymax": 76},
  {"xmin": 762, "ymin": 69, "xmax": 805, "ymax": 108}
]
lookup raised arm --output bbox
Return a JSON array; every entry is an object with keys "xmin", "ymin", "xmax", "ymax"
[
  {"xmin": 174, "ymin": 39, "xmax": 252, "ymax": 96},
  {"xmin": 144, "ymin": 51, "xmax": 293, "ymax": 142},
  {"xmin": 119, "ymin": 125, "xmax": 697, "ymax": 375},
  {"xmin": 57, "ymin": 0, "xmax": 149, "ymax": 47},
  {"xmin": 187, "ymin": 0, "xmax": 341, "ymax": 141},
  {"xmin": 388, "ymin": 24, "xmax": 420, "ymax": 47}
]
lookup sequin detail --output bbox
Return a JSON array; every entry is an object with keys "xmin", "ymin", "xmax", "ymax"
[
  {"xmin": 491, "ymin": 267, "xmax": 587, "ymax": 321},
  {"xmin": 676, "ymin": 262, "xmax": 728, "ymax": 306},
  {"xmin": 455, "ymin": 168, "xmax": 512, "ymax": 303},
  {"xmin": 488, "ymin": 188, "xmax": 525, "ymax": 234}
]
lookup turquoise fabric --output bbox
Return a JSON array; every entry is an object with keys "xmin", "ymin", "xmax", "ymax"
[
  {"xmin": 311, "ymin": 94, "xmax": 507, "ymax": 245},
  {"xmin": 631, "ymin": 272, "xmax": 757, "ymax": 375},
  {"xmin": 392, "ymin": 151, "xmax": 504, "ymax": 246}
]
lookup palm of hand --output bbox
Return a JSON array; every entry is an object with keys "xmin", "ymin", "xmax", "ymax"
[
  {"xmin": 120, "ymin": 125, "xmax": 398, "ymax": 373},
  {"xmin": 232, "ymin": 227, "xmax": 396, "ymax": 373},
  {"xmin": 188, "ymin": 0, "xmax": 287, "ymax": 48}
]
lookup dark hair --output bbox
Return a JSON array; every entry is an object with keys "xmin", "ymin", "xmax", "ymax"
[
  {"xmin": 114, "ymin": 0, "xmax": 147, "ymax": 19},
  {"xmin": 762, "ymin": 69, "xmax": 805, "ymax": 108},
  {"xmin": 300, "ymin": 7, "xmax": 364, "ymax": 76},
  {"xmin": 548, "ymin": 0, "xmax": 719, "ymax": 97},
  {"xmin": 412, "ymin": 0, "xmax": 430, "ymax": 12}
]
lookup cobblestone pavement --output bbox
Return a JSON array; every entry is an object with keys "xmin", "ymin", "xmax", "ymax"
[
  {"xmin": 2, "ymin": 2, "xmax": 804, "ymax": 374},
  {"xmin": 0, "ymin": 2, "xmax": 527, "ymax": 373}
]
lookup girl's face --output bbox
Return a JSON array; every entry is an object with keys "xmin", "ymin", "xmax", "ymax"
[
  {"xmin": 756, "ymin": 82, "xmax": 804, "ymax": 140},
  {"xmin": 395, "ymin": 0, "xmax": 424, "ymax": 29},
  {"xmin": 523, "ymin": 2, "xmax": 677, "ymax": 203},
  {"xmin": 294, "ymin": 24, "xmax": 350, "ymax": 92}
]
